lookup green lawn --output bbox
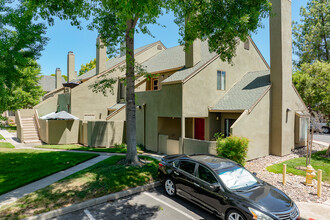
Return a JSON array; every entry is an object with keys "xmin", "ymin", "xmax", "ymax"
[
  {"xmin": 0, "ymin": 134, "xmax": 4, "ymax": 140},
  {"xmin": 0, "ymin": 155, "xmax": 158, "ymax": 219},
  {"xmin": 35, "ymin": 144, "xmax": 144, "ymax": 154},
  {"xmin": 0, "ymin": 142, "xmax": 15, "ymax": 148},
  {"xmin": 0, "ymin": 148, "xmax": 98, "ymax": 195},
  {"xmin": 267, "ymin": 150, "xmax": 330, "ymax": 183}
]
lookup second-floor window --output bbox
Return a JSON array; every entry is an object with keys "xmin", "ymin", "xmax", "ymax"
[
  {"xmin": 217, "ymin": 70, "xmax": 226, "ymax": 90},
  {"xmin": 152, "ymin": 78, "xmax": 159, "ymax": 90}
]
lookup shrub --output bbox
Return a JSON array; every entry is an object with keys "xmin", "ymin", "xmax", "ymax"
[{"xmin": 216, "ymin": 136, "xmax": 249, "ymax": 166}]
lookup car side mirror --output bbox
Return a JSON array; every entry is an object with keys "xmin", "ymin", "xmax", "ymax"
[
  {"xmin": 210, "ymin": 183, "xmax": 221, "ymax": 192},
  {"xmin": 252, "ymin": 172, "xmax": 257, "ymax": 177}
]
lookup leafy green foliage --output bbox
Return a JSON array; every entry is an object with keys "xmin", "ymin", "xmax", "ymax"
[
  {"xmin": 216, "ymin": 136, "xmax": 249, "ymax": 165},
  {"xmin": 0, "ymin": 61, "xmax": 45, "ymax": 112},
  {"xmin": 293, "ymin": 0, "xmax": 329, "ymax": 66},
  {"xmin": 0, "ymin": 148, "xmax": 97, "ymax": 195},
  {"xmin": 0, "ymin": 1, "xmax": 48, "ymax": 112},
  {"xmin": 79, "ymin": 58, "xmax": 96, "ymax": 76},
  {"xmin": 266, "ymin": 150, "xmax": 330, "ymax": 183},
  {"xmin": 0, "ymin": 155, "xmax": 158, "ymax": 218},
  {"xmin": 0, "ymin": 134, "xmax": 4, "ymax": 140},
  {"xmin": 50, "ymin": 73, "xmax": 67, "ymax": 81},
  {"xmin": 293, "ymin": 61, "xmax": 330, "ymax": 115}
]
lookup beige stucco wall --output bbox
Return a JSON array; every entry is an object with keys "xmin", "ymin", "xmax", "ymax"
[
  {"xmin": 159, "ymin": 134, "xmax": 180, "ymax": 155},
  {"xmin": 35, "ymin": 94, "xmax": 59, "ymax": 117},
  {"xmin": 183, "ymin": 138, "xmax": 217, "ymax": 155},
  {"xmin": 183, "ymin": 40, "xmax": 269, "ymax": 118},
  {"xmin": 87, "ymin": 120, "xmax": 124, "ymax": 147},
  {"xmin": 79, "ymin": 120, "xmax": 88, "ymax": 145},
  {"xmin": 136, "ymin": 83, "xmax": 183, "ymax": 151},
  {"xmin": 231, "ymin": 91, "xmax": 270, "ymax": 160},
  {"xmin": 39, "ymin": 119, "xmax": 80, "ymax": 144}
]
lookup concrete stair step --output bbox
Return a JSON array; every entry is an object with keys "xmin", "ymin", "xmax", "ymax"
[{"xmin": 24, "ymin": 140, "xmax": 42, "ymax": 144}]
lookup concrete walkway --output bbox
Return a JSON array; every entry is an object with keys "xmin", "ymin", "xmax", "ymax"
[{"xmin": 297, "ymin": 201, "xmax": 330, "ymax": 220}]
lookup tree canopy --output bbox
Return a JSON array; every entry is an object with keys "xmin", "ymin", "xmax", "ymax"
[
  {"xmin": 293, "ymin": 61, "xmax": 329, "ymax": 116},
  {"xmin": 293, "ymin": 0, "xmax": 329, "ymax": 67},
  {"xmin": 0, "ymin": 0, "xmax": 48, "ymax": 113}
]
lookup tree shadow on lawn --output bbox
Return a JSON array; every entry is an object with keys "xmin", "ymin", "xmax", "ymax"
[
  {"xmin": 0, "ymin": 149, "xmax": 97, "ymax": 196},
  {"xmin": 0, "ymin": 155, "xmax": 158, "ymax": 219}
]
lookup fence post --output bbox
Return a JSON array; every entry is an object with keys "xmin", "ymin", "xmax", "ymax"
[
  {"xmin": 283, "ymin": 164, "xmax": 287, "ymax": 185},
  {"xmin": 317, "ymin": 169, "xmax": 322, "ymax": 198}
]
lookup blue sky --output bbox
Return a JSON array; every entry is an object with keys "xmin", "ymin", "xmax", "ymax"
[{"xmin": 38, "ymin": 1, "xmax": 308, "ymax": 76}]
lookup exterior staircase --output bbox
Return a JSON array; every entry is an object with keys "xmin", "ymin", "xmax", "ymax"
[{"xmin": 20, "ymin": 116, "xmax": 41, "ymax": 144}]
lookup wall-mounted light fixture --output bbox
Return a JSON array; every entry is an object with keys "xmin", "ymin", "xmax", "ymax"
[
  {"xmin": 216, "ymin": 116, "xmax": 219, "ymax": 120},
  {"xmin": 136, "ymin": 105, "xmax": 142, "ymax": 110}
]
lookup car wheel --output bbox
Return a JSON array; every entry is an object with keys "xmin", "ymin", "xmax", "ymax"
[
  {"xmin": 164, "ymin": 178, "xmax": 176, "ymax": 196},
  {"xmin": 322, "ymin": 127, "xmax": 329, "ymax": 134},
  {"xmin": 226, "ymin": 209, "xmax": 246, "ymax": 220}
]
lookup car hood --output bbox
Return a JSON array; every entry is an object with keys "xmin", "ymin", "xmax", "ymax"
[{"xmin": 236, "ymin": 183, "xmax": 292, "ymax": 212}]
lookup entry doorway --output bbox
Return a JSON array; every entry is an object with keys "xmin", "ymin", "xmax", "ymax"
[
  {"xmin": 225, "ymin": 119, "xmax": 236, "ymax": 137},
  {"xmin": 194, "ymin": 118, "xmax": 205, "ymax": 140}
]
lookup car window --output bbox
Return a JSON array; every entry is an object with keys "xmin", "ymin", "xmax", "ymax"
[
  {"xmin": 198, "ymin": 165, "xmax": 218, "ymax": 184},
  {"xmin": 179, "ymin": 160, "xmax": 196, "ymax": 175}
]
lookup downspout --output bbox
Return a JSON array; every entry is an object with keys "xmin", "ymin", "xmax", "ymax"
[{"xmin": 180, "ymin": 83, "xmax": 185, "ymax": 154}]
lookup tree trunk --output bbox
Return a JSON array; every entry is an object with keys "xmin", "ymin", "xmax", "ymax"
[{"xmin": 124, "ymin": 18, "xmax": 140, "ymax": 166}]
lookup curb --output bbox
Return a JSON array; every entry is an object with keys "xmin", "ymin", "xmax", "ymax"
[
  {"xmin": 312, "ymin": 140, "xmax": 329, "ymax": 147},
  {"xmin": 25, "ymin": 181, "xmax": 161, "ymax": 220}
]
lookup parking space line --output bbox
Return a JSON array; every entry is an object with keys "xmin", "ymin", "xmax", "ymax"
[
  {"xmin": 144, "ymin": 192, "xmax": 197, "ymax": 220},
  {"xmin": 84, "ymin": 209, "xmax": 95, "ymax": 220}
]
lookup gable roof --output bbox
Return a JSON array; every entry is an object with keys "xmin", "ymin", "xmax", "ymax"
[
  {"xmin": 211, "ymin": 70, "xmax": 271, "ymax": 111},
  {"xmin": 142, "ymin": 45, "xmax": 185, "ymax": 73},
  {"xmin": 39, "ymin": 75, "xmax": 65, "ymax": 92},
  {"xmin": 74, "ymin": 41, "xmax": 164, "ymax": 82},
  {"xmin": 162, "ymin": 41, "xmax": 217, "ymax": 84}
]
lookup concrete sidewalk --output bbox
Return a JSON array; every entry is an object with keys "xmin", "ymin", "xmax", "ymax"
[
  {"xmin": 297, "ymin": 200, "xmax": 330, "ymax": 220},
  {"xmin": 0, "ymin": 155, "xmax": 111, "ymax": 208}
]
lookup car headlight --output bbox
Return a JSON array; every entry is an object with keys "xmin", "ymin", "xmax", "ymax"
[{"xmin": 248, "ymin": 207, "xmax": 273, "ymax": 220}]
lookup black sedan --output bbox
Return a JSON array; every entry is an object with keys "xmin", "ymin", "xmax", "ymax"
[{"xmin": 158, "ymin": 154, "xmax": 299, "ymax": 220}]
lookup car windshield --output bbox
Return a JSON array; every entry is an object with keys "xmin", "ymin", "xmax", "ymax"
[{"xmin": 217, "ymin": 166, "xmax": 258, "ymax": 190}]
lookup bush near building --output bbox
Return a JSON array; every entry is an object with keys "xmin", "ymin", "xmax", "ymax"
[{"xmin": 216, "ymin": 136, "xmax": 249, "ymax": 166}]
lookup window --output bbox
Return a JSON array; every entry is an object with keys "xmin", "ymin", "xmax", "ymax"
[
  {"xmin": 152, "ymin": 78, "xmax": 159, "ymax": 90},
  {"xmin": 217, "ymin": 71, "xmax": 226, "ymax": 90},
  {"xmin": 198, "ymin": 165, "xmax": 218, "ymax": 184},
  {"xmin": 119, "ymin": 81, "xmax": 126, "ymax": 101},
  {"xmin": 179, "ymin": 160, "xmax": 196, "ymax": 175},
  {"xmin": 225, "ymin": 119, "xmax": 236, "ymax": 137},
  {"xmin": 244, "ymin": 39, "xmax": 250, "ymax": 50}
]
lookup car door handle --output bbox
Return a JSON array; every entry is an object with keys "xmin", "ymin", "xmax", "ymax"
[
  {"xmin": 173, "ymin": 171, "xmax": 179, "ymax": 176},
  {"xmin": 193, "ymin": 182, "xmax": 200, "ymax": 187}
]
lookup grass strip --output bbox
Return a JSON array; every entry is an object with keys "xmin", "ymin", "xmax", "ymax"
[
  {"xmin": 35, "ymin": 144, "xmax": 144, "ymax": 154},
  {"xmin": 0, "ymin": 155, "xmax": 158, "ymax": 219},
  {"xmin": 0, "ymin": 134, "xmax": 4, "ymax": 140},
  {"xmin": 267, "ymin": 150, "xmax": 330, "ymax": 182},
  {"xmin": 0, "ymin": 142, "xmax": 15, "ymax": 148},
  {"xmin": 0, "ymin": 148, "xmax": 98, "ymax": 195}
]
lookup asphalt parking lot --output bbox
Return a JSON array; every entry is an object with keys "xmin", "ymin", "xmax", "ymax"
[{"xmin": 53, "ymin": 187, "xmax": 217, "ymax": 220}]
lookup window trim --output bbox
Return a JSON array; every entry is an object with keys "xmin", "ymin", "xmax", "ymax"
[
  {"xmin": 151, "ymin": 78, "xmax": 159, "ymax": 91},
  {"xmin": 217, "ymin": 70, "xmax": 226, "ymax": 90}
]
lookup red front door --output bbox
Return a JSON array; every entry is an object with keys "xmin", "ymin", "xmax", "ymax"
[{"xmin": 194, "ymin": 118, "xmax": 205, "ymax": 140}]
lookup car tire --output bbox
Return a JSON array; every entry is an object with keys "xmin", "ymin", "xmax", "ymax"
[
  {"xmin": 322, "ymin": 127, "xmax": 329, "ymax": 134},
  {"xmin": 164, "ymin": 177, "xmax": 176, "ymax": 196},
  {"xmin": 226, "ymin": 209, "xmax": 246, "ymax": 220}
]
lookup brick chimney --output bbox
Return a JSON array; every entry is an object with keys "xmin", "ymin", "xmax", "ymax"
[
  {"xmin": 270, "ymin": 0, "xmax": 293, "ymax": 156},
  {"xmin": 96, "ymin": 35, "xmax": 107, "ymax": 75},
  {"xmin": 67, "ymin": 51, "xmax": 76, "ymax": 82},
  {"xmin": 55, "ymin": 68, "xmax": 62, "ymax": 89},
  {"xmin": 185, "ymin": 39, "xmax": 201, "ymax": 68}
]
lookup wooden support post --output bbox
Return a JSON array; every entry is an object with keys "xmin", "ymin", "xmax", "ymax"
[
  {"xmin": 317, "ymin": 169, "xmax": 322, "ymax": 198},
  {"xmin": 283, "ymin": 164, "xmax": 286, "ymax": 185}
]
